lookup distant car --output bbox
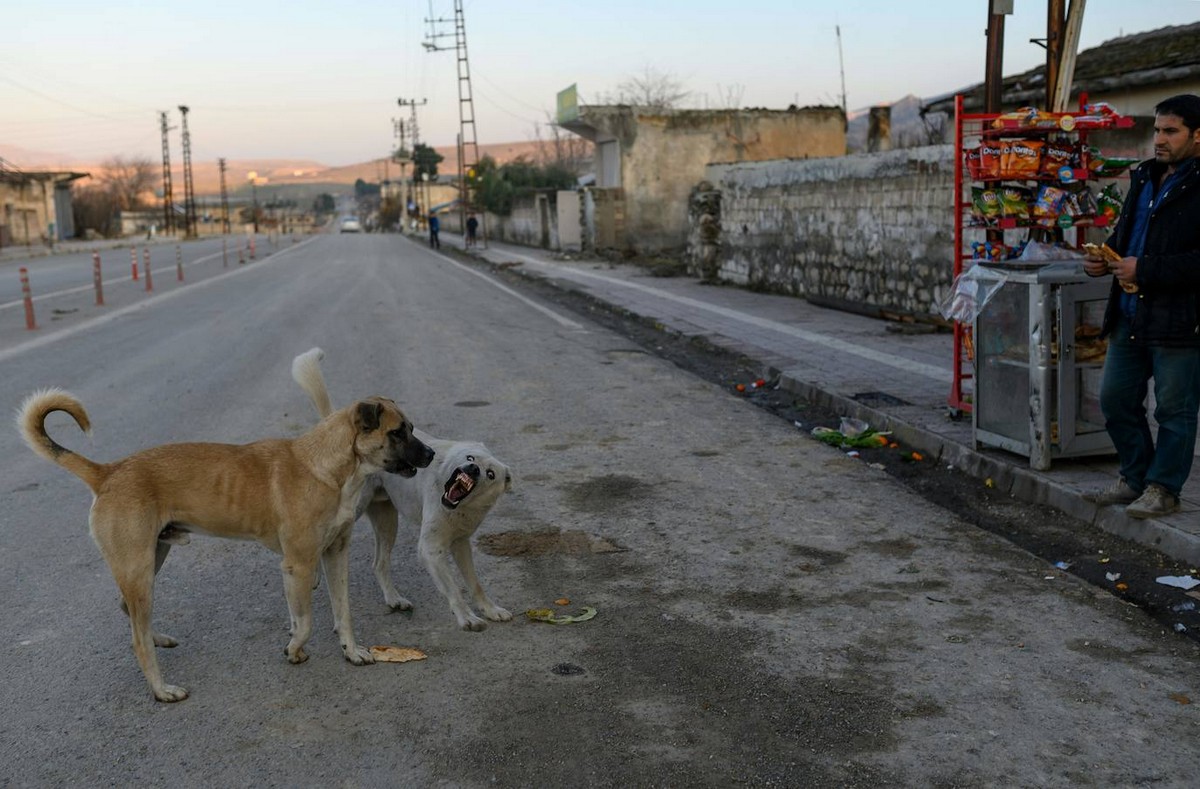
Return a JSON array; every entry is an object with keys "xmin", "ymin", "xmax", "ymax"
[{"xmin": 340, "ymin": 218, "xmax": 362, "ymax": 233}]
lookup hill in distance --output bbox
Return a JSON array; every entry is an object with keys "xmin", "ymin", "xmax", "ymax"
[{"xmin": 0, "ymin": 139, "xmax": 566, "ymax": 197}]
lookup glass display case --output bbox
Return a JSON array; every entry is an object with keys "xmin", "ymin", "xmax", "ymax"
[{"xmin": 972, "ymin": 261, "xmax": 1114, "ymax": 469}]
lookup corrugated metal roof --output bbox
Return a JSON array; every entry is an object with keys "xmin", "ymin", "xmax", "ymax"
[{"xmin": 924, "ymin": 22, "xmax": 1200, "ymax": 114}]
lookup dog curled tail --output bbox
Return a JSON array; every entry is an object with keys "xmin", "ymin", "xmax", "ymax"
[
  {"xmin": 16, "ymin": 388, "xmax": 106, "ymax": 492},
  {"xmin": 292, "ymin": 347, "xmax": 335, "ymax": 419}
]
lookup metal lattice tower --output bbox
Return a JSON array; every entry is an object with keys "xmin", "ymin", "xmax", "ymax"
[
  {"xmin": 159, "ymin": 111, "xmax": 176, "ymax": 235},
  {"xmin": 178, "ymin": 105, "xmax": 198, "ymax": 238},
  {"xmin": 218, "ymin": 158, "xmax": 230, "ymax": 234},
  {"xmin": 425, "ymin": 0, "xmax": 485, "ymax": 246}
]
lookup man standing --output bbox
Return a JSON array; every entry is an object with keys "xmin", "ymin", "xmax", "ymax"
[
  {"xmin": 466, "ymin": 214, "xmax": 479, "ymax": 248},
  {"xmin": 1084, "ymin": 94, "xmax": 1200, "ymax": 518},
  {"xmin": 428, "ymin": 212, "xmax": 441, "ymax": 249}
]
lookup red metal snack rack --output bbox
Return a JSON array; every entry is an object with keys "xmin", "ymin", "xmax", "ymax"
[{"xmin": 949, "ymin": 93, "xmax": 1134, "ymax": 414}]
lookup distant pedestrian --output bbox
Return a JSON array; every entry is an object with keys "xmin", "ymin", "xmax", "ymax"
[
  {"xmin": 428, "ymin": 213, "xmax": 440, "ymax": 249},
  {"xmin": 1083, "ymin": 94, "xmax": 1200, "ymax": 518},
  {"xmin": 465, "ymin": 214, "xmax": 479, "ymax": 248}
]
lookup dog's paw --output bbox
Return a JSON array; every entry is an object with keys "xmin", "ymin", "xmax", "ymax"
[
  {"xmin": 344, "ymin": 645, "xmax": 375, "ymax": 665},
  {"xmin": 384, "ymin": 592, "xmax": 414, "ymax": 611},
  {"xmin": 154, "ymin": 684, "xmax": 189, "ymax": 703},
  {"xmin": 153, "ymin": 631, "xmax": 179, "ymax": 648},
  {"xmin": 483, "ymin": 605, "xmax": 512, "ymax": 623},
  {"xmin": 460, "ymin": 615, "xmax": 488, "ymax": 632},
  {"xmin": 286, "ymin": 645, "xmax": 309, "ymax": 664}
]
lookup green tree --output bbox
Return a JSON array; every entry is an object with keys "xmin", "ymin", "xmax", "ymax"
[
  {"xmin": 413, "ymin": 144, "xmax": 444, "ymax": 181},
  {"xmin": 354, "ymin": 178, "xmax": 380, "ymax": 198},
  {"xmin": 313, "ymin": 193, "xmax": 335, "ymax": 214},
  {"xmin": 475, "ymin": 155, "xmax": 577, "ymax": 216}
]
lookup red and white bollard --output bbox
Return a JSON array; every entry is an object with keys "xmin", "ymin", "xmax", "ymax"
[
  {"xmin": 93, "ymin": 252, "xmax": 104, "ymax": 306},
  {"xmin": 176, "ymin": 245, "xmax": 184, "ymax": 282},
  {"xmin": 19, "ymin": 267, "xmax": 36, "ymax": 330},
  {"xmin": 249, "ymin": 237, "xmax": 256, "ymax": 260},
  {"xmin": 131, "ymin": 248, "xmax": 139, "ymax": 280},
  {"xmin": 143, "ymin": 248, "xmax": 153, "ymax": 292}
]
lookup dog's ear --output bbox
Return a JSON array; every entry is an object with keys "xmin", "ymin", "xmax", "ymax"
[{"xmin": 355, "ymin": 400, "xmax": 384, "ymax": 432}]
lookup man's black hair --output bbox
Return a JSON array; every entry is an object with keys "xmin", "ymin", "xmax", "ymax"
[{"xmin": 1155, "ymin": 94, "xmax": 1200, "ymax": 132}]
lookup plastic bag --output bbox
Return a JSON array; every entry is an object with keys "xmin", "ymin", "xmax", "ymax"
[
  {"xmin": 1019, "ymin": 240, "xmax": 1085, "ymax": 262},
  {"xmin": 938, "ymin": 265, "xmax": 1007, "ymax": 324}
]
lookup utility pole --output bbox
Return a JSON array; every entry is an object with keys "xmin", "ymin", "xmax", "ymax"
[
  {"xmin": 1043, "ymin": 0, "xmax": 1065, "ymax": 109},
  {"xmin": 398, "ymin": 97, "xmax": 428, "ymax": 227},
  {"xmin": 424, "ymin": 0, "xmax": 485, "ymax": 247},
  {"xmin": 178, "ymin": 105, "xmax": 198, "ymax": 238},
  {"xmin": 159, "ymin": 111, "xmax": 176, "ymax": 235},
  {"xmin": 218, "ymin": 158, "xmax": 230, "ymax": 234},
  {"xmin": 984, "ymin": 0, "xmax": 1013, "ymax": 114},
  {"xmin": 393, "ymin": 117, "xmax": 410, "ymax": 228}
]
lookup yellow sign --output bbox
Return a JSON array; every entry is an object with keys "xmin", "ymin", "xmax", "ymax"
[{"xmin": 556, "ymin": 84, "xmax": 579, "ymax": 124}]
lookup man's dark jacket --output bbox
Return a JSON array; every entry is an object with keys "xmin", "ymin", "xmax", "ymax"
[{"xmin": 1099, "ymin": 156, "xmax": 1200, "ymax": 346}]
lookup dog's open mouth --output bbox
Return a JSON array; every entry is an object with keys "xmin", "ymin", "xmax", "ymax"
[
  {"xmin": 388, "ymin": 460, "xmax": 420, "ymax": 478},
  {"xmin": 442, "ymin": 464, "xmax": 479, "ymax": 509}
]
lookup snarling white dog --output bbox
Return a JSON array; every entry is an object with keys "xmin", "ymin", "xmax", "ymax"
[{"xmin": 292, "ymin": 348, "xmax": 514, "ymax": 631}]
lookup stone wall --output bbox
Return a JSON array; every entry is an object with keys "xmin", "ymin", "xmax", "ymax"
[
  {"xmin": 700, "ymin": 145, "xmax": 956, "ymax": 319},
  {"xmin": 442, "ymin": 190, "xmax": 561, "ymax": 249}
]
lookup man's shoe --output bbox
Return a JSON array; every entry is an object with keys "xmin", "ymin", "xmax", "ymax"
[
  {"xmin": 1126, "ymin": 484, "xmax": 1181, "ymax": 519},
  {"xmin": 1084, "ymin": 477, "xmax": 1140, "ymax": 506}
]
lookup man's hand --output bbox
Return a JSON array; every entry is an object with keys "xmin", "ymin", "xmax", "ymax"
[
  {"xmin": 1110, "ymin": 255, "xmax": 1138, "ymax": 287},
  {"xmin": 1082, "ymin": 247, "xmax": 1110, "ymax": 278}
]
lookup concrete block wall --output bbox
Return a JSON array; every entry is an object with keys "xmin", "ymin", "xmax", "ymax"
[
  {"xmin": 440, "ymin": 191, "xmax": 560, "ymax": 250},
  {"xmin": 701, "ymin": 145, "xmax": 956, "ymax": 319}
]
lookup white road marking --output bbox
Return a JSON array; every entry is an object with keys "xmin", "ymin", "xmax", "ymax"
[
  {"xmin": 0, "ymin": 237, "xmax": 319, "ymax": 364},
  {"xmin": 411, "ymin": 238, "xmax": 585, "ymax": 331}
]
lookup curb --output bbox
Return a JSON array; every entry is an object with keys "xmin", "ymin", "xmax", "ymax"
[{"xmin": 462, "ymin": 242, "xmax": 1200, "ymax": 568}]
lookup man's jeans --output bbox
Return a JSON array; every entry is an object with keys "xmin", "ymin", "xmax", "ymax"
[{"xmin": 1100, "ymin": 318, "xmax": 1200, "ymax": 497}]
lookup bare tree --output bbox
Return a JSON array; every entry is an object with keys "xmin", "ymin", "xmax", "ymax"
[
  {"xmin": 596, "ymin": 66, "xmax": 691, "ymax": 111},
  {"xmin": 98, "ymin": 155, "xmax": 156, "ymax": 211},
  {"xmin": 532, "ymin": 113, "xmax": 593, "ymax": 176},
  {"xmin": 713, "ymin": 83, "xmax": 746, "ymax": 110}
]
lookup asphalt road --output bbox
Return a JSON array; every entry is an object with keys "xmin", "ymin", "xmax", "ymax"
[{"xmin": 1, "ymin": 233, "xmax": 1198, "ymax": 786}]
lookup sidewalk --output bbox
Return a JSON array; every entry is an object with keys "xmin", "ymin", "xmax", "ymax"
[{"xmin": 446, "ymin": 235, "xmax": 1200, "ymax": 566}]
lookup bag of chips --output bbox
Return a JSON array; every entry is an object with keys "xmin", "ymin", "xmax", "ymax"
[
  {"xmin": 979, "ymin": 143, "xmax": 1002, "ymax": 180},
  {"xmin": 1039, "ymin": 141, "xmax": 1074, "ymax": 178},
  {"xmin": 1097, "ymin": 183, "xmax": 1123, "ymax": 224},
  {"xmin": 999, "ymin": 186, "xmax": 1033, "ymax": 219},
  {"xmin": 972, "ymin": 187, "xmax": 1002, "ymax": 224},
  {"xmin": 1032, "ymin": 185, "xmax": 1067, "ymax": 225},
  {"xmin": 1003, "ymin": 139, "xmax": 1044, "ymax": 179}
]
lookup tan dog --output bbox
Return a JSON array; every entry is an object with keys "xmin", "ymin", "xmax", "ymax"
[
  {"xmin": 293, "ymin": 348, "xmax": 513, "ymax": 631},
  {"xmin": 16, "ymin": 388, "xmax": 434, "ymax": 702}
]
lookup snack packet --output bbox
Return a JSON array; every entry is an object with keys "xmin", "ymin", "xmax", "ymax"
[
  {"xmin": 1003, "ymin": 139, "xmax": 1044, "ymax": 178},
  {"xmin": 1040, "ymin": 141, "xmax": 1074, "ymax": 178},
  {"xmin": 1032, "ymin": 185, "xmax": 1067, "ymax": 224},
  {"xmin": 999, "ymin": 185, "xmax": 1032, "ymax": 219},
  {"xmin": 972, "ymin": 187, "xmax": 1002, "ymax": 224}
]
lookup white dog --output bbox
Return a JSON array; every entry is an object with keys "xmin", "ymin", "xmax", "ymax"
[{"xmin": 292, "ymin": 348, "xmax": 514, "ymax": 631}]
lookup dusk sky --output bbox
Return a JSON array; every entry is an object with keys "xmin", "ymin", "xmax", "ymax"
[{"xmin": 3, "ymin": 0, "xmax": 1198, "ymax": 166}]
